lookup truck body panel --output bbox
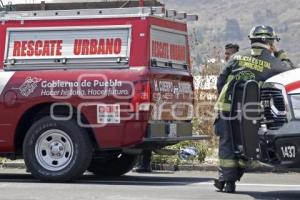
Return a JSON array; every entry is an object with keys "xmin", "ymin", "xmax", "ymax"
[
  {"xmin": 0, "ymin": 1, "xmax": 206, "ymax": 181},
  {"xmin": 266, "ymin": 68, "xmax": 300, "ymax": 94},
  {"xmin": 0, "ymin": 7, "xmax": 198, "ymax": 155}
]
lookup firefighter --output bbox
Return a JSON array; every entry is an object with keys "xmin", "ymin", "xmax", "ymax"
[
  {"xmin": 133, "ymin": 150, "xmax": 152, "ymax": 173},
  {"xmin": 224, "ymin": 43, "xmax": 239, "ymax": 62},
  {"xmin": 213, "ymin": 25, "xmax": 295, "ymax": 193}
]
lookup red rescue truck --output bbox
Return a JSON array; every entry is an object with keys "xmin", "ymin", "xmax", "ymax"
[{"xmin": 0, "ymin": 1, "xmax": 205, "ymax": 181}]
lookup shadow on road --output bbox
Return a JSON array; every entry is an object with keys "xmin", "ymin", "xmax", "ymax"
[
  {"xmin": 0, "ymin": 173, "xmax": 34, "ymax": 182},
  {"xmin": 78, "ymin": 174, "xmax": 214, "ymax": 186},
  {"xmin": 0, "ymin": 172, "xmax": 213, "ymax": 186},
  {"xmin": 237, "ymin": 191, "xmax": 300, "ymax": 200}
]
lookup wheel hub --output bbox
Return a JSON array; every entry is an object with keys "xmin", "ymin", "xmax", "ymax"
[
  {"xmin": 50, "ymin": 142, "xmax": 64, "ymax": 158},
  {"xmin": 35, "ymin": 129, "xmax": 74, "ymax": 171}
]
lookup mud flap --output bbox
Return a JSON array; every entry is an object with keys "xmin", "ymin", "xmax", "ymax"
[{"xmin": 229, "ymin": 81, "xmax": 261, "ymax": 159}]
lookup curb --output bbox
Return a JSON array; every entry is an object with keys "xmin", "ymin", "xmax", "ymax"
[
  {"xmin": 0, "ymin": 162, "xmax": 26, "ymax": 169},
  {"xmin": 152, "ymin": 163, "xmax": 300, "ymax": 173}
]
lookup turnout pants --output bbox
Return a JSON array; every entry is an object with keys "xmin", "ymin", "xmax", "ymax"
[
  {"xmin": 138, "ymin": 150, "xmax": 152, "ymax": 169},
  {"xmin": 214, "ymin": 113, "xmax": 246, "ymax": 182}
]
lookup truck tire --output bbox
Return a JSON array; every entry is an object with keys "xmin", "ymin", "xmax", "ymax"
[
  {"xmin": 23, "ymin": 116, "xmax": 93, "ymax": 181},
  {"xmin": 88, "ymin": 153, "xmax": 137, "ymax": 177}
]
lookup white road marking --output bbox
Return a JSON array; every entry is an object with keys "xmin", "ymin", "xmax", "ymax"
[
  {"xmin": 80, "ymin": 180, "xmax": 189, "ymax": 185},
  {"xmin": 197, "ymin": 182, "xmax": 300, "ymax": 188},
  {"xmin": 76, "ymin": 179, "xmax": 300, "ymax": 188},
  {"xmin": 237, "ymin": 183, "xmax": 300, "ymax": 188}
]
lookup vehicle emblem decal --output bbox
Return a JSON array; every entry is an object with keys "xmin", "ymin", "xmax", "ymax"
[{"xmin": 18, "ymin": 77, "xmax": 42, "ymax": 97}]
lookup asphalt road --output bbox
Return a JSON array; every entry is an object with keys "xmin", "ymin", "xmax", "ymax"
[{"xmin": 0, "ymin": 169, "xmax": 299, "ymax": 200}]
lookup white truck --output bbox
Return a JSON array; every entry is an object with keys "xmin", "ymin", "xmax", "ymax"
[{"xmin": 230, "ymin": 68, "xmax": 300, "ymax": 168}]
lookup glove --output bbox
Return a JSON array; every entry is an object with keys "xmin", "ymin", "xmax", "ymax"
[{"xmin": 274, "ymin": 50, "xmax": 289, "ymax": 61}]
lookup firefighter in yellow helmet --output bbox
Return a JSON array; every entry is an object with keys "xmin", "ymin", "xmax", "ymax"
[{"xmin": 214, "ymin": 25, "xmax": 295, "ymax": 193}]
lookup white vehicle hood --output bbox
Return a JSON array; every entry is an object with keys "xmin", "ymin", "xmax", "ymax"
[{"xmin": 266, "ymin": 68, "xmax": 300, "ymax": 94}]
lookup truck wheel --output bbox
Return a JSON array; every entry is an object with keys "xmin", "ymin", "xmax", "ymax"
[
  {"xmin": 88, "ymin": 153, "xmax": 137, "ymax": 177},
  {"xmin": 23, "ymin": 116, "xmax": 93, "ymax": 181}
]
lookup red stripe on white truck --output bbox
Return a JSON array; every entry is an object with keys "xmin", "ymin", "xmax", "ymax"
[{"xmin": 286, "ymin": 81, "xmax": 300, "ymax": 93}]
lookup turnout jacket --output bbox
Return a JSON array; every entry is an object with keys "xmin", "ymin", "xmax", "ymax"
[{"xmin": 215, "ymin": 45, "xmax": 295, "ymax": 112}]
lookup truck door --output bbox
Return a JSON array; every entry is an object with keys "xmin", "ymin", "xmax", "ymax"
[{"xmin": 148, "ymin": 25, "xmax": 194, "ymax": 138}]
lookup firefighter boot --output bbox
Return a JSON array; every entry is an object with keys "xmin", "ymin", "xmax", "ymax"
[
  {"xmin": 213, "ymin": 179, "xmax": 225, "ymax": 191},
  {"xmin": 224, "ymin": 181, "xmax": 236, "ymax": 193}
]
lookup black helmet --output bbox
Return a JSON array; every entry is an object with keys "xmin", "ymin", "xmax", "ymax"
[{"xmin": 248, "ymin": 25, "xmax": 280, "ymax": 42}]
